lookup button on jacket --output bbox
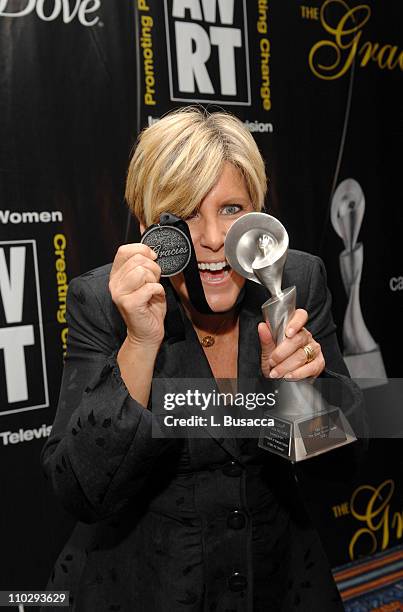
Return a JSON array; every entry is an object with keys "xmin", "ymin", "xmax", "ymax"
[{"xmin": 41, "ymin": 250, "xmax": 362, "ymax": 612}]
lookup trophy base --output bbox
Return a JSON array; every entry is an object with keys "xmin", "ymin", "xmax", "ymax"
[
  {"xmin": 344, "ymin": 347, "xmax": 387, "ymax": 389},
  {"xmin": 258, "ymin": 407, "xmax": 357, "ymax": 462}
]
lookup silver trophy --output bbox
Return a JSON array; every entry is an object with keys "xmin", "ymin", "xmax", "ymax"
[
  {"xmin": 225, "ymin": 212, "xmax": 356, "ymax": 462},
  {"xmin": 331, "ymin": 179, "xmax": 387, "ymax": 388}
]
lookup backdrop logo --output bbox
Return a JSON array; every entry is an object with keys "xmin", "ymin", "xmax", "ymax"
[
  {"xmin": 0, "ymin": 0, "xmax": 101, "ymax": 27},
  {"xmin": 164, "ymin": 0, "xmax": 251, "ymax": 105},
  {"xmin": 308, "ymin": 0, "xmax": 403, "ymax": 80},
  {"xmin": 349, "ymin": 480, "xmax": 402, "ymax": 560},
  {"xmin": 0, "ymin": 241, "xmax": 49, "ymax": 416}
]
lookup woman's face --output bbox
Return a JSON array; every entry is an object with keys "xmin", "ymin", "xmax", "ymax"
[{"xmin": 170, "ymin": 162, "xmax": 254, "ymax": 313}]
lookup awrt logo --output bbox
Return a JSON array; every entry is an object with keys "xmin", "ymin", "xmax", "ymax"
[
  {"xmin": 164, "ymin": 0, "xmax": 251, "ymax": 105},
  {"xmin": 0, "ymin": 241, "xmax": 49, "ymax": 416}
]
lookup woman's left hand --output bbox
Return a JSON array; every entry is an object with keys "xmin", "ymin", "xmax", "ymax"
[{"xmin": 258, "ymin": 308, "xmax": 325, "ymax": 380}]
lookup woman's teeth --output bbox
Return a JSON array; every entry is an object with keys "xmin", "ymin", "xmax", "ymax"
[
  {"xmin": 197, "ymin": 261, "xmax": 230, "ymax": 283},
  {"xmin": 197, "ymin": 261, "xmax": 228, "ymax": 271}
]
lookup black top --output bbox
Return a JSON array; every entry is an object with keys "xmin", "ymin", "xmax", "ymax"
[{"xmin": 41, "ymin": 250, "xmax": 362, "ymax": 611}]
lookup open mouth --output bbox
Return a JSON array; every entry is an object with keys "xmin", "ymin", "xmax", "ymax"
[{"xmin": 197, "ymin": 261, "xmax": 231, "ymax": 283}]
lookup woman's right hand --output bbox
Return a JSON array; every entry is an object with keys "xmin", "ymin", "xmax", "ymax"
[{"xmin": 109, "ymin": 244, "xmax": 166, "ymax": 350}]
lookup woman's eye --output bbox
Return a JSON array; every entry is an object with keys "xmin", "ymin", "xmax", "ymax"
[{"xmin": 221, "ymin": 204, "xmax": 242, "ymax": 215}]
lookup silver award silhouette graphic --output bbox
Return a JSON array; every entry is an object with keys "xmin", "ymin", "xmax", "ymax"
[
  {"xmin": 225, "ymin": 212, "xmax": 356, "ymax": 462},
  {"xmin": 331, "ymin": 179, "xmax": 387, "ymax": 388}
]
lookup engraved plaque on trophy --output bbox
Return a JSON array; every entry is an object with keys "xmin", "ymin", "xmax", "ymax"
[
  {"xmin": 331, "ymin": 179, "xmax": 387, "ymax": 388},
  {"xmin": 225, "ymin": 212, "xmax": 356, "ymax": 462}
]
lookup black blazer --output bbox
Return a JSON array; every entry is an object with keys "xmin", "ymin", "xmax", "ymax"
[{"xmin": 41, "ymin": 250, "xmax": 361, "ymax": 611}]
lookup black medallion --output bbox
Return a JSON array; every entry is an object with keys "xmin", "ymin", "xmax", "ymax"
[{"xmin": 141, "ymin": 225, "xmax": 191, "ymax": 277}]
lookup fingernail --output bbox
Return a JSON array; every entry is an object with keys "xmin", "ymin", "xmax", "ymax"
[
  {"xmin": 286, "ymin": 327, "xmax": 294, "ymax": 337},
  {"xmin": 269, "ymin": 358, "xmax": 276, "ymax": 368},
  {"xmin": 269, "ymin": 369, "xmax": 278, "ymax": 378},
  {"xmin": 284, "ymin": 373, "xmax": 293, "ymax": 379}
]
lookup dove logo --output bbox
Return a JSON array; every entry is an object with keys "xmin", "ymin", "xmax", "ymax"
[{"xmin": 0, "ymin": 0, "xmax": 101, "ymax": 27}]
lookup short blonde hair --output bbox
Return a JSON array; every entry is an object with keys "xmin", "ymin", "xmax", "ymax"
[{"xmin": 125, "ymin": 107, "xmax": 267, "ymax": 226}]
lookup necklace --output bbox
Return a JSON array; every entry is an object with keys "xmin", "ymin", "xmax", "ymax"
[
  {"xmin": 200, "ymin": 334, "xmax": 215, "ymax": 348},
  {"xmin": 194, "ymin": 315, "xmax": 236, "ymax": 348}
]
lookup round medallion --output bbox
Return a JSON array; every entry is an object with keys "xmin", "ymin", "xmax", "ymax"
[
  {"xmin": 200, "ymin": 335, "xmax": 215, "ymax": 348},
  {"xmin": 141, "ymin": 225, "xmax": 191, "ymax": 277}
]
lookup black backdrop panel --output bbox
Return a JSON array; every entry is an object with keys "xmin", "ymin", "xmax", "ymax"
[{"xmin": 0, "ymin": 0, "xmax": 402, "ymax": 594}]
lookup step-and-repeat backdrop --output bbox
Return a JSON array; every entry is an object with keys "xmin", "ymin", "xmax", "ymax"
[{"xmin": 1, "ymin": 0, "xmax": 402, "ymax": 593}]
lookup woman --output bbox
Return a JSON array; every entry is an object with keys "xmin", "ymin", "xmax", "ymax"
[{"xmin": 42, "ymin": 107, "xmax": 356, "ymax": 611}]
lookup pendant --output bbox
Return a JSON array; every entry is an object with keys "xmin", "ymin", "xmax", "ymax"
[{"xmin": 201, "ymin": 335, "xmax": 215, "ymax": 348}]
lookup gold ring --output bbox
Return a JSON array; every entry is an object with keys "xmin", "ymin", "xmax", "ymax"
[{"xmin": 303, "ymin": 344, "xmax": 315, "ymax": 364}]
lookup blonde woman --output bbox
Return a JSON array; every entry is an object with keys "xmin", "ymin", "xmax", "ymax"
[{"xmin": 42, "ymin": 108, "xmax": 354, "ymax": 611}]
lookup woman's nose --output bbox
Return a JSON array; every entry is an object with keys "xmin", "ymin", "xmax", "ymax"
[{"xmin": 199, "ymin": 218, "xmax": 225, "ymax": 251}]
